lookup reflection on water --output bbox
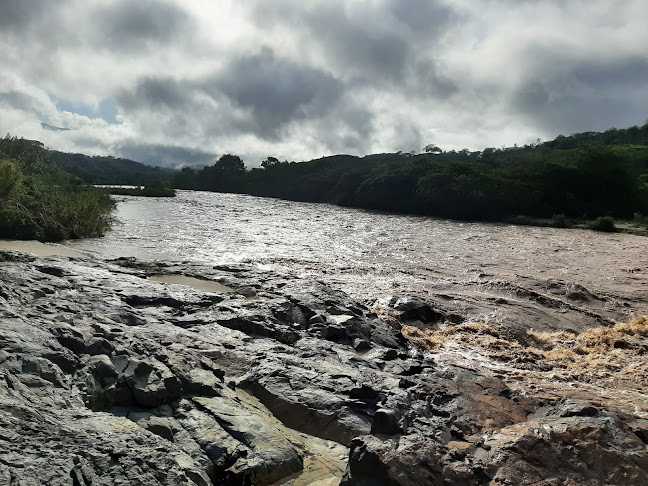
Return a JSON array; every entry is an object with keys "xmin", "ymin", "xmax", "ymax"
[{"xmin": 69, "ymin": 191, "xmax": 648, "ymax": 309}]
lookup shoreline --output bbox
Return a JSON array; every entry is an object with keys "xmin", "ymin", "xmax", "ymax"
[{"xmin": 0, "ymin": 239, "xmax": 89, "ymax": 258}]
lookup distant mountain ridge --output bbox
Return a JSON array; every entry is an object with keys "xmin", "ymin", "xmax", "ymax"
[
  {"xmin": 48, "ymin": 150, "xmax": 177, "ymax": 185},
  {"xmin": 41, "ymin": 122, "xmax": 71, "ymax": 132}
]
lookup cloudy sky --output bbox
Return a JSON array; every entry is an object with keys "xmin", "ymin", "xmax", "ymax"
[{"xmin": 1, "ymin": 0, "xmax": 647, "ymax": 168}]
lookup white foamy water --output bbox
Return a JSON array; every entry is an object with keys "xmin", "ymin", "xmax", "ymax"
[{"xmin": 67, "ymin": 191, "xmax": 648, "ymax": 327}]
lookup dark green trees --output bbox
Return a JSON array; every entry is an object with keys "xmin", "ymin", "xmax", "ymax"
[
  {"xmin": 0, "ymin": 136, "xmax": 114, "ymax": 241},
  {"xmin": 173, "ymin": 154, "xmax": 246, "ymax": 193},
  {"xmin": 167, "ymin": 124, "xmax": 648, "ymax": 225},
  {"xmin": 201, "ymin": 154, "xmax": 246, "ymax": 192},
  {"xmin": 0, "ymin": 160, "xmax": 23, "ymax": 208}
]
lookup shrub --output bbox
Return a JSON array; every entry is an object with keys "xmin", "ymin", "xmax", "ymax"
[
  {"xmin": 551, "ymin": 213, "xmax": 570, "ymax": 228},
  {"xmin": 0, "ymin": 136, "xmax": 115, "ymax": 241},
  {"xmin": 589, "ymin": 216, "xmax": 617, "ymax": 232}
]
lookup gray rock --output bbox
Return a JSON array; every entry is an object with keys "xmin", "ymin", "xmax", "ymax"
[{"xmin": 0, "ymin": 255, "xmax": 646, "ymax": 485}]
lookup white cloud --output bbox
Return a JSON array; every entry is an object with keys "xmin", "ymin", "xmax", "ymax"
[{"xmin": 1, "ymin": 0, "xmax": 646, "ymax": 168}]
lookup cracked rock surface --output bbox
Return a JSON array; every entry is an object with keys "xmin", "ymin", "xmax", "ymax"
[{"xmin": 0, "ymin": 252, "xmax": 646, "ymax": 485}]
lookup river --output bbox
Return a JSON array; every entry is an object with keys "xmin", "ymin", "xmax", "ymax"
[{"xmin": 67, "ymin": 190, "xmax": 648, "ymax": 335}]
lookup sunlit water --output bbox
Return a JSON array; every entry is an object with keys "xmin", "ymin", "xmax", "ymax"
[{"xmin": 69, "ymin": 191, "xmax": 648, "ymax": 310}]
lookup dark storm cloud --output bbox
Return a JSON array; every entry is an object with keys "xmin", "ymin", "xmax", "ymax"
[
  {"xmin": 313, "ymin": 15, "xmax": 409, "ymax": 81},
  {"xmin": 409, "ymin": 59, "xmax": 458, "ymax": 98},
  {"xmin": 93, "ymin": 0, "xmax": 192, "ymax": 50},
  {"xmin": 388, "ymin": 0, "xmax": 458, "ymax": 34},
  {"xmin": 309, "ymin": 102, "xmax": 375, "ymax": 155},
  {"xmin": 115, "ymin": 142, "xmax": 216, "ymax": 168},
  {"xmin": 2, "ymin": 0, "xmax": 646, "ymax": 165},
  {"xmin": 523, "ymin": 96, "xmax": 641, "ymax": 136},
  {"xmin": 0, "ymin": 0, "xmax": 56, "ymax": 29},
  {"xmin": 252, "ymin": 1, "xmax": 462, "ymax": 98},
  {"xmin": 511, "ymin": 55, "xmax": 648, "ymax": 134},
  {"xmin": 573, "ymin": 58, "xmax": 648, "ymax": 91},
  {"xmin": 0, "ymin": 90, "xmax": 42, "ymax": 113},
  {"xmin": 117, "ymin": 77, "xmax": 190, "ymax": 110},
  {"xmin": 255, "ymin": 4, "xmax": 410, "ymax": 82},
  {"xmin": 216, "ymin": 48, "xmax": 344, "ymax": 139},
  {"xmin": 513, "ymin": 81, "xmax": 550, "ymax": 113}
]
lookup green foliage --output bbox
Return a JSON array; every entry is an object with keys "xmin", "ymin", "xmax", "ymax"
[
  {"xmin": 174, "ymin": 167, "xmax": 197, "ymax": 189},
  {"xmin": 104, "ymin": 180, "xmax": 176, "ymax": 197},
  {"xmin": 166, "ymin": 123, "xmax": 648, "ymax": 226},
  {"xmin": 0, "ymin": 136, "xmax": 115, "ymax": 241},
  {"xmin": 0, "ymin": 159, "xmax": 23, "ymax": 205},
  {"xmin": 179, "ymin": 154, "xmax": 247, "ymax": 192},
  {"xmin": 551, "ymin": 214, "xmax": 570, "ymax": 228},
  {"xmin": 588, "ymin": 216, "xmax": 617, "ymax": 232}
]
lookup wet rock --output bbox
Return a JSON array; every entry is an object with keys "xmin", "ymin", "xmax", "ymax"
[
  {"xmin": 629, "ymin": 420, "xmax": 648, "ymax": 444},
  {"xmin": 343, "ymin": 410, "xmax": 648, "ymax": 486},
  {"xmin": 371, "ymin": 408, "xmax": 403, "ymax": 436},
  {"xmin": 391, "ymin": 298, "xmax": 449, "ymax": 325},
  {"xmin": 0, "ymin": 255, "xmax": 646, "ymax": 485},
  {"xmin": 353, "ymin": 338, "xmax": 372, "ymax": 352}
]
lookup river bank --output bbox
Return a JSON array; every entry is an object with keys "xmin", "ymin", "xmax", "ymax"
[{"xmin": 1, "ymin": 251, "xmax": 647, "ymax": 484}]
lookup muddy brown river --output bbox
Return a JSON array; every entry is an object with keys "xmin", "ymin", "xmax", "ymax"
[{"xmin": 64, "ymin": 190, "xmax": 648, "ymax": 336}]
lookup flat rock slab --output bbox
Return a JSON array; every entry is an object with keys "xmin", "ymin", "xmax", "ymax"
[{"xmin": 0, "ymin": 251, "xmax": 646, "ymax": 485}]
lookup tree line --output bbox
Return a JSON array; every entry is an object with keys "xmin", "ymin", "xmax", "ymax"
[{"xmin": 170, "ymin": 123, "xmax": 648, "ymax": 224}]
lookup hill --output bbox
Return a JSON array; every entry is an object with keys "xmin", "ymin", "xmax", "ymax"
[{"xmin": 49, "ymin": 151, "xmax": 177, "ymax": 185}]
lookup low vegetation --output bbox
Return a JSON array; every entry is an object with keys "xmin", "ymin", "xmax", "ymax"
[
  {"xmin": 588, "ymin": 216, "xmax": 617, "ymax": 232},
  {"xmin": 101, "ymin": 180, "xmax": 176, "ymax": 197},
  {"xmin": 0, "ymin": 136, "xmax": 115, "ymax": 242}
]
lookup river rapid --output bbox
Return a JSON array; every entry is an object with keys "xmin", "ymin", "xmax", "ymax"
[{"xmin": 68, "ymin": 190, "xmax": 648, "ymax": 335}]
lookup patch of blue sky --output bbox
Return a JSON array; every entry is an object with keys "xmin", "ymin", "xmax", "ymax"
[{"xmin": 52, "ymin": 96, "xmax": 119, "ymax": 125}]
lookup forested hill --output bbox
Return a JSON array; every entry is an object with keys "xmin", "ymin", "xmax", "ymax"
[
  {"xmin": 173, "ymin": 122, "xmax": 648, "ymax": 224},
  {"xmin": 49, "ymin": 151, "xmax": 176, "ymax": 185}
]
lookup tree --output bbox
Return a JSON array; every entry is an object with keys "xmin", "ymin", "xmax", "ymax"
[
  {"xmin": 215, "ymin": 154, "xmax": 245, "ymax": 176},
  {"xmin": 261, "ymin": 156, "xmax": 280, "ymax": 168},
  {"xmin": 424, "ymin": 144, "xmax": 442, "ymax": 154},
  {"xmin": 0, "ymin": 159, "xmax": 23, "ymax": 208},
  {"xmin": 173, "ymin": 167, "xmax": 197, "ymax": 189},
  {"xmin": 200, "ymin": 154, "xmax": 246, "ymax": 192}
]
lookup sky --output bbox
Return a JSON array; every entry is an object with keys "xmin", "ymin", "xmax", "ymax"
[{"xmin": 1, "ymin": 0, "xmax": 647, "ymax": 169}]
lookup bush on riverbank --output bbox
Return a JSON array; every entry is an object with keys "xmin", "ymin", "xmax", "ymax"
[
  {"xmin": 588, "ymin": 216, "xmax": 617, "ymax": 232},
  {"xmin": 103, "ymin": 179, "xmax": 176, "ymax": 197},
  {"xmin": 0, "ymin": 136, "xmax": 114, "ymax": 241}
]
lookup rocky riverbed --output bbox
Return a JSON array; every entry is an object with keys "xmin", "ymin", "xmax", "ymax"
[{"xmin": 1, "ymin": 250, "xmax": 647, "ymax": 485}]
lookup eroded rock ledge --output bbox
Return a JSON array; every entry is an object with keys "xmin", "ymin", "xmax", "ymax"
[{"xmin": 0, "ymin": 252, "xmax": 646, "ymax": 485}]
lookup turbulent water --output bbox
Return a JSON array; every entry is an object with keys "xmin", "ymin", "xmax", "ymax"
[{"xmin": 69, "ymin": 190, "xmax": 648, "ymax": 332}]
